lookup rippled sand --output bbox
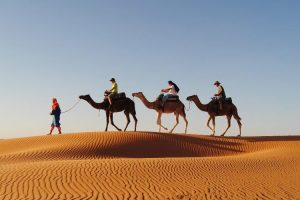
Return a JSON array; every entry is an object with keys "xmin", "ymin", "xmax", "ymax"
[{"xmin": 0, "ymin": 132, "xmax": 299, "ymax": 199}]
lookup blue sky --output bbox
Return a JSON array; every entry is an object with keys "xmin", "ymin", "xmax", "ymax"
[{"xmin": 0, "ymin": 1, "xmax": 299, "ymax": 138}]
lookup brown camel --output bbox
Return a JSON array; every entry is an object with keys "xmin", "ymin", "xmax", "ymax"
[
  {"xmin": 186, "ymin": 95, "xmax": 242, "ymax": 137},
  {"xmin": 79, "ymin": 94, "xmax": 137, "ymax": 132},
  {"xmin": 132, "ymin": 92, "xmax": 188, "ymax": 133}
]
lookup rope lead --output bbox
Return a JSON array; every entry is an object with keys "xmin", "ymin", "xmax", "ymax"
[{"xmin": 61, "ymin": 99, "xmax": 81, "ymax": 114}]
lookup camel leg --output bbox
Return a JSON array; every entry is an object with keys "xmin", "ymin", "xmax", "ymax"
[
  {"xmin": 157, "ymin": 113, "xmax": 162, "ymax": 132},
  {"xmin": 131, "ymin": 112, "xmax": 138, "ymax": 132},
  {"xmin": 157, "ymin": 112, "xmax": 168, "ymax": 132},
  {"xmin": 233, "ymin": 107, "xmax": 242, "ymax": 137},
  {"xmin": 169, "ymin": 113, "xmax": 179, "ymax": 133},
  {"xmin": 110, "ymin": 112, "xmax": 121, "ymax": 131},
  {"xmin": 123, "ymin": 112, "xmax": 130, "ymax": 132},
  {"xmin": 181, "ymin": 113, "xmax": 188, "ymax": 134},
  {"xmin": 235, "ymin": 117, "xmax": 242, "ymax": 137},
  {"xmin": 207, "ymin": 117, "xmax": 214, "ymax": 135},
  {"xmin": 105, "ymin": 111, "xmax": 109, "ymax": 131},
  {"xmin": 212, "ymin": 117, "xmax": 216, "ymax": 136},
  {"xmin": 221, "ymin": 115, "xmax": 232, "ymax": 136}
]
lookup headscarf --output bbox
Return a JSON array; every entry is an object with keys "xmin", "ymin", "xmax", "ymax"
[{"xmin": 52, "ymin": 98, "xmax": 59, "ymax": 110}]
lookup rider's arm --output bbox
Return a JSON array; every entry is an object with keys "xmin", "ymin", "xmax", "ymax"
[
  {"xmin": 215, "ymin": 86, "xmax": 223, "ymax": 96},
  {"xmin": 162, "ymin": 85, "xmax": 172, "ymax": 93},
  {"xmin": 109, "ymin": 83, "xmax": 117, "ymax": 92}
]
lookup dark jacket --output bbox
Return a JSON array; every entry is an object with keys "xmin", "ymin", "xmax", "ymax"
[{"xmin": 51, "ymin": 106, "xmax": 61, "ymax": 125}]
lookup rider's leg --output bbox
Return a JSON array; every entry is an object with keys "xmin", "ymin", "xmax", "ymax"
[
  {"xmin": 219, "ymin": 99, "xmax": 223, "ymax": 110},
  {"xmin": 108, "ymin": 95, "xmax": 112, "ymax": 105},
  {"xmin": 216, "ymin": 96, "xmax": 223, "ymax": 110},
  {"xmin": 161, "ymin": 94, "xmax": 170, "ymax": 110},
  {"xmin": 108, "ymin": 94, "xmax": 114, "ymax": 109}
]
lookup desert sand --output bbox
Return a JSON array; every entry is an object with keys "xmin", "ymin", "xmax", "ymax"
[{"xmin": 0, "ymin": 132, "xmax": 299, "ymax": 199}]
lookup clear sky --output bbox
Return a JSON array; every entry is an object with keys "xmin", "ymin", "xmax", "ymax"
[{"xmin": 0, "ymin": 1, "xmax": 299, "ymax": 138}]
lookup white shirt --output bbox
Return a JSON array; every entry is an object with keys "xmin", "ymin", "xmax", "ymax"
[{"xmin": 165, "ymin": 85, "xmax": 177, "ymax": 95}]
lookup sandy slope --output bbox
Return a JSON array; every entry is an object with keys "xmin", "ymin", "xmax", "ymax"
[{"xmin": 0, "ymin": 132, "xmax": 299, "ymax": 199}]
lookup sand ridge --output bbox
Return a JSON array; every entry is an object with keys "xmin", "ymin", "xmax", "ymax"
[{"xmin": 0, "ymin": 132, "xmax": 299, "ymax": 199}]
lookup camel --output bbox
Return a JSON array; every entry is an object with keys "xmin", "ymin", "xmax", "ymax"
[
  {"xmin": 186, "ymin": 95, "xmax": 242, "ymax": 137},
  {"xmin": 132, "ymin": 92, "xmax": 188, "ymax": 133},
  {"xmin": 79, "ymin": 94, "xmax": 137, "ymax": 132}
]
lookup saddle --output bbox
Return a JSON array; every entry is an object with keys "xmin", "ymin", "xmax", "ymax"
[
  {"xmin": 155, "ymin": 94, "xmax": 179, "ymax": 111},
  {"xmin": 209, "ymin": 97, "xmax": 233, "ymax": 114},
  {"xmin": 157, "ymin": 94, "xmax": 179, "ymax": 102},
  {"xmin": 113, "ymin": 92, "xmax": 126, "ymax": 100},
  {"xmin": 104, "ymin": 92, "xmax": 127, "ymax": 101},
  {"xmin": 166, "ymin": 96, "xmax": 179, "ymax": 102},
  {"xmin": 210, "ymin": 97, "xmax": 232, "ymax": 104}
]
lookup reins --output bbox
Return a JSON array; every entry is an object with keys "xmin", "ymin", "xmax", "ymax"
[
  {"xmin": 61, "ymin": 99, "xmax": 81, "ymax": 114},
  {"xmin": 98, "ymin": 108, "xmax": 101, "ymax": 118},
  {"xmin": 185, "ymin": 100, "xmax": 191, "ymax": 112}
]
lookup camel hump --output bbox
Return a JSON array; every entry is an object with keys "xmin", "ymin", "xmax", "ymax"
[{"xmin": 225, "ymin": 97, "xmax": 232, "ymax": 104}]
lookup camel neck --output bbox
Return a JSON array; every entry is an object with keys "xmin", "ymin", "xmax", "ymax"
[
  {"xmin": 86, "ymin": 96, "xmax": 105, "ymax": 110},
  {"xmin": 193, "ymin": 97, "xmax": 208, "ymax": 112},
  {"xmin": 138, "ymin": 94, "xmax": 155, "ymax": 109}
]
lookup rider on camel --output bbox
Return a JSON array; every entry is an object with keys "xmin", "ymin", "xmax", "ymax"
[
  {"xmin": 160, "ymin": 81, "xmax": 179, "ymax": 108},
  {"xmin": 214, "ymin": 81, "xmax": 226, "ymax": 110},
  {"xmin": 105, "ymin": 78, "xmax": 118, "ymax": 109}
]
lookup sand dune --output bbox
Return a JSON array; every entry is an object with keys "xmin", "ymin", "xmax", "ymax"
[{"xmin": 0, "ymin": 132, "xmax": 299, "ymax": 199}]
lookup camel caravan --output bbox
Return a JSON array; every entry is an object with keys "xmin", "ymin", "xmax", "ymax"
[{"xmin": 50, "ymin": 78, "xmax": 242, "ymax": 137}]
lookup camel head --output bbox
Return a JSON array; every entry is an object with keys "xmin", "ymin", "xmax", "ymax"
[
  {"xmin": 186, "ymin": 95, "xmax": 197, "ymax": 101},
  {"xmin": 79, "ymin": 94, "xmax": 91, "ymax": 101},
  {"xmin": 132, "ymin": 92, "xmax": 143, "ymax": 98}
]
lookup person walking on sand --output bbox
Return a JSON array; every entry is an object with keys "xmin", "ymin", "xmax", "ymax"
[{"xmin": 48, "ymin": 98, "xmax": 62, "ymax": 135}]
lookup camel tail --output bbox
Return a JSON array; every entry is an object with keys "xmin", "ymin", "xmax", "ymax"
[
  {"xmin": 182, "ymin": 104, "xmax": 187, "ymax": 117},
  {"xmin": 133, "ymin": 108, "xmax": 136, "ymax": 116},
  {"xmin": 233, "ymin": 105, "xmax": 241, "ymax": 121},
  {"xmin": 233, "ymin": 104, "xmax": 242, "ymax": 136}
]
